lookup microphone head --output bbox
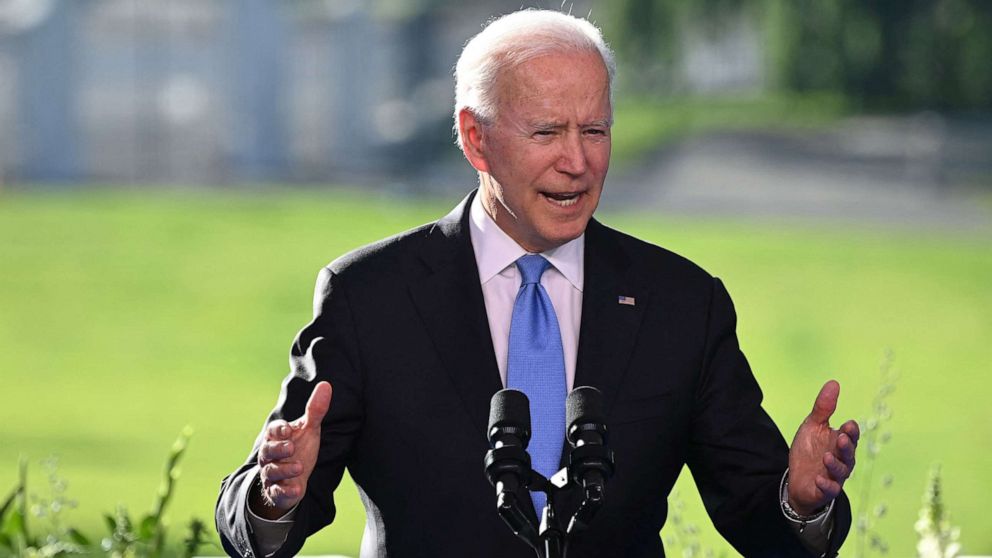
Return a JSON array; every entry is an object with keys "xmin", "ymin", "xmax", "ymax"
[
  {"xmin": 566, "ymin": 386, "xmax": 606, "ymax": 442},
  {"xmin": 488, "ymin": 389, "xmax": 531, "ymax": 446}
]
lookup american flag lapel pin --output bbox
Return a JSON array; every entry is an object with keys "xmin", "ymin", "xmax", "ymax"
[{"xmin": 618, "ymin": 295, "xmax": 636, "ymax": 306}]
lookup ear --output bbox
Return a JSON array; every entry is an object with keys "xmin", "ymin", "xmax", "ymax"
[{"xmin": 458, "ymin": 108, "xmax": 491, "ymax": 174}]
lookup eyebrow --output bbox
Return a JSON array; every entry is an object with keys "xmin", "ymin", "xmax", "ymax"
[
  {"xmin": 528, "ymin": 118, "xmax": 613, "ymax": 130},
  {"xmin": 528, "ymin": 120, "xmax": 563, "ymax": 131}
]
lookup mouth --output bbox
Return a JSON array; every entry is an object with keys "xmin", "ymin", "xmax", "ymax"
[{"xmin": 540, "ymin": 191, "xmax": 584, "ymax": 208}]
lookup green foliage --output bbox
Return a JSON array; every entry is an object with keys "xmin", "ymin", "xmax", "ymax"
[
  {"xmin": 95, "ymin": 426, "xmax": 200, "ymax": 557},
  {"xmin": 0, "ymin": 459, "xmax": 34, "ymax": 554},
  {"xmin": 603, "ymin": 0, "xmax": 992, "ymax": 110},
  {"xmin": 852, "ymin": 352, "xmax": 898, "ymax": 557},
  {"xmin": 181, "ymin": 520, "xmax": 208, "ymax": 558},
  {"xmin": 915, "ymin": 465, "xmax": 961, "ymax": 558},
  {"xmin": 611, "ymin": 92, "xmax": 846, "ymax": 164},
  {"xmin": 664, "ymin": 491, "xmax": 727, "ymax": 558},
  {"xmin": 0, "ymin": 457, "xmax": 89, "ymax": 557},
  {"xmin": 602, "ymin": 0, "xmax": 761, "ymax": 94},
  {"xmin": 102, "ymin": 505, "xmax": 137, "ymax": 557},
  {"xmin": 1, "ymin": 190, "xmax": 989, "ymax": 556},
  {"xmin": 0, "ymin": 429, "xmax": 208, "ymax": 558},
  {"xmin": 765, "ymin": 0, "xmax": 992, "ymax": 110}
]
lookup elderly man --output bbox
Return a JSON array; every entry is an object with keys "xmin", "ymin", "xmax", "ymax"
[{"xmin": 216, "ymin": 9, "xmax": 859, "ymax": 558}]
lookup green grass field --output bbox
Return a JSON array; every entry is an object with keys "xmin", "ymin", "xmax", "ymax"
[{"xmin": 1, "ymin": 188, "xmax": 989, "ymax": 557}]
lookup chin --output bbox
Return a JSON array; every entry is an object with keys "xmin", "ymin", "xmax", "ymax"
[{"xmin": 541, "ymin": 222, "xmax": 589, "ymax": 248}]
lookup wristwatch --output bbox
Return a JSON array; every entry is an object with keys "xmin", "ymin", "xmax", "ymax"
[{"xmin": 780, "ymin": 468, "xmax": 830, "ymax": 533}]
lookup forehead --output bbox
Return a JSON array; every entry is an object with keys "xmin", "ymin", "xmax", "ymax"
[{"xmin": 493, "ymin": 50, "xmax": 611, "ymax": 119}]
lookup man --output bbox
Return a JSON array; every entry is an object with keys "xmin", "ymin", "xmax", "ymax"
[{"xmin": 216, "ymin": 9, "xmax": 859, "ymax": 558}]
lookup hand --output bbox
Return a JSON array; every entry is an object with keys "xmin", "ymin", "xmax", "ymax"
[
  {"xmin": 250, "ymin": 381, "xmax": 332, "ymax": 519},
  {"xmin": 787, "ymin": 380, "xmax": 860, "ymax": 516}
]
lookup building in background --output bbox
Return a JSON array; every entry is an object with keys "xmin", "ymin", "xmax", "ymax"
[
  {"xmin": 0, "ymin": 1, "xmax": 593, "ymax": 185},
  {"xmin": 1, "ymin": 0, "xmax": 988, "ymax": 192},
  {"xmin": 0, "ymin": 0, "xmax": 767, "ymax": 186}
]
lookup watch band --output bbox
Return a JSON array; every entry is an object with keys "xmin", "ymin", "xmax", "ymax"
[{"xmin": 780, "ymin": 468, "xmax": 829, "ymax": 532}]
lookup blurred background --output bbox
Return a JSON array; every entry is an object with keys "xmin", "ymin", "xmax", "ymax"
[{"xmin": 1, "ymin": 1, "xmax": 989, "ymax": 556}]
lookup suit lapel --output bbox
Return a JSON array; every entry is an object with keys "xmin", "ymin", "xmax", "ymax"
[
  {"xmin": 574, "ymin": 219, "xmax": 649, "ymax": 418},
  {"xmin": 409, "ymin": 192, "xmax": 503, "ymax": 436},
  {"xmin": 408, "ymin": 203, "xmax": 650, "ymax": 462}
]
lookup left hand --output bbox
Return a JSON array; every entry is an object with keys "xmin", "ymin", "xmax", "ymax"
[{"xmin": 788, "ymin": 380, "xmax": 860, "ymax": 516}]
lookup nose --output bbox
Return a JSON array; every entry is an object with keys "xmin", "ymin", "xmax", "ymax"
[{"xmin": 554, "ymin": 131, "xmax": 588, "ymax": 176}]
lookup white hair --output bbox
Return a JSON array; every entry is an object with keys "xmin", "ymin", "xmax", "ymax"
[{"xmin": 453, "ymin": 9, "xmax": 617, "ymax": 148}]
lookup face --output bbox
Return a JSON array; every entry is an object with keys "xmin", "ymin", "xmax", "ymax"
[{"xmin": 461, "ymin": 50, "xmax": 612, "ymax": 253}]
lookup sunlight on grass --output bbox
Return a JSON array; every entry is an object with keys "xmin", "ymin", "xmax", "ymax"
[{"xmin": 1, "ymin": 188, "xmax": 989, "ymax": 556}]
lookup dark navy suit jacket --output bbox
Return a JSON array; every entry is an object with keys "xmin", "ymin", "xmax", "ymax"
[{"xmin": 216, "ymin": 191, "xmax": 851, "ymax": 557}]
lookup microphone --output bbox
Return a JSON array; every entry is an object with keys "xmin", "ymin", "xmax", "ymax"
[
  {"xmin": 485, "ymin": 389, "xmax": 539, "ymax": 547},
  {"xmin": 565, "ymin": 386, "xmax": 614, "ymax": 534}
]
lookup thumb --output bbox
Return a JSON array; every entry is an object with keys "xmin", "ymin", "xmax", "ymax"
[
  {"xmin": 808, "ymin": 380, "xmax": 839, "ymax": 425},
  {"xmin": 303, "ymin": 381, "xmax": 332, "ymax": 428}
]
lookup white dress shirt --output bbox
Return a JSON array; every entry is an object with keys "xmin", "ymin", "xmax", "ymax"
[{"xmin": 468, "ymin": 193, "xmax": 583, "ymax": 392}]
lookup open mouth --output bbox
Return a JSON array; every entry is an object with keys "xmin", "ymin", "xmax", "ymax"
[{"xmin": 541, "ymin": 191, "xmax": 583, "ymax": 207}]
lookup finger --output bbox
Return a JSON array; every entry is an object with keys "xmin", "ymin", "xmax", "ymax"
[
  {"xmin": 837, "ymin": 433, "xmax": 857, "ymax": 465},
  {"xmin": 303, "ymin": 381, "xmax": 333, "ymax": 428},
  {"xmin": 261, "ymin": 461, "xmax": 303, "ymax": 483},
  {"xmin": 265, "ymin": 481, "xmax": 301, "ymax": 506},
  {"xmin": 266, "ymin": 420, "xmax": 292, "ymax": 441},
  {"xmin": 823, "ymin": 452, "xmax": 850, "ymax": 482},
  {"xmin": 815, "ymin": 474, "xmax": 841, "ymax": 501},
  {"xmin": 840, "ymin": 420, "xmax": 860, "ymax": 447},
  {"xmin": 258, "ymin": 440, "xmax": 294, "ymax": 464},
  {"xmin": 808, "ymin": 380, "xmax": 840, "ymax": 425}
]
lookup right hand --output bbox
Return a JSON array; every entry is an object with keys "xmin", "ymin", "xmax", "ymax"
[{"xmin": 251, "ymin": 381, "xmax": 332, "ymax": 518}]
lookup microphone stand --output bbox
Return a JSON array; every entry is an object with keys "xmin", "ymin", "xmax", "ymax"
[
  {"xmin": 486, "ymin": 443, "xmax": 541, "ymax": 552},
  {"xmin": 565, "ymin": 441, "xmax": 612, "ymax": 535},
  {"xmin": 486, "ymin": 387, "xmax": 614, "ymax": 558},
  {"xmin": 505, "ymin": 462, "xmax": 599, "ymax": 558},
  {"xmin": 486, "ymin": 447, "xmax": 614, "ymax": 558},
  {"xmin": 530, "ymin": 470, "xmax": 566, "ymax": 558},
  {"xmin": 522, "ymin": 444, "xmax": 615, "ymax": 557}
]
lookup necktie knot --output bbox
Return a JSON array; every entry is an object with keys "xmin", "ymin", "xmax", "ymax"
[{"xmin": 516, "ymin": 254, "xmax": 551, "ymax": 285}]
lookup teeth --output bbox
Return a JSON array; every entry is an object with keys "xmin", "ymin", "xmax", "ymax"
[{"xmin": 543, "ymin": 193, "xmax": 581, "ymax": 207}]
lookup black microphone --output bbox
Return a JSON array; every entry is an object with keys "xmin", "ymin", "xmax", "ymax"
[
  {"xmin": 488, "ymin": 389, "xmax": 532, "ymax": 448},
  {"xmin": 485, "ymin": 389, "xmax": 539, "ymax": 548},
  {"xmin": 567, "ymin": 386, "xmax": 606, "ymax": 446},
  {"xmin": 565, "ymin": 386, "xmax": 615, "ymax": 534}
]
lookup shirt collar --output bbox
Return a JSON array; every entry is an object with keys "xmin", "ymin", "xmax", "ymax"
[{"xmin": 469, "ymin": 191, "xmax": 584, "ymax": 291}]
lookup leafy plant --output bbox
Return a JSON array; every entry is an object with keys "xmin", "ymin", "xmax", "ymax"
[
  {"xmin": 181, "ymin": 519, "xmax": 208, "ymax": 558},
  {"xmin": 0, "ymin": 458, "xmax": 34, "ymax": 554},
  {"xmin": 852, "ymin": 351, "xmax": 898, "ymax": 557},
  {"xmin": 1, "ymin": 426, "xmax": 210, "ymax": 558},
  {"xmin": 915, "ymin": 465, "xmax": 961, "ymax": 558},
  {"xmin": 31, "ymin": 456, "xmax": 90, "ymax": 556},
  {"xmin": 664, "ymin": 490, "xmax": 727, "ymax": 558},
  {"xmin": 0, "ymin": 456, "xmax": 90, "ymax": 557},
  {"xmin": 99, "ymin": 425, "xmax": 196, "ymax": 557}
]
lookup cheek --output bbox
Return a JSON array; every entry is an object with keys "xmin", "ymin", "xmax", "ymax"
[
  {"xmin": 505, "ymin": 158, "xmax": 554, "ymax": 192},
  {"xmin": 588, "ymin": 145, "xmax": 611, "ymax": 175}
]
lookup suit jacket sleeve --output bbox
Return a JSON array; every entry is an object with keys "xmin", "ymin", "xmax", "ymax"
[
  {"xmin": 216, "ymin": 267, "xmax": 365, "ymax": 558},
  {"xmin": 687, "ymin": 277, "xmax": 850, "ymax": 557}
]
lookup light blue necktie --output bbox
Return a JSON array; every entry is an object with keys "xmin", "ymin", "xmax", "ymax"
[{"xmin": 507, "ymin": 254, "xmax": 566, "ymax": 517}]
